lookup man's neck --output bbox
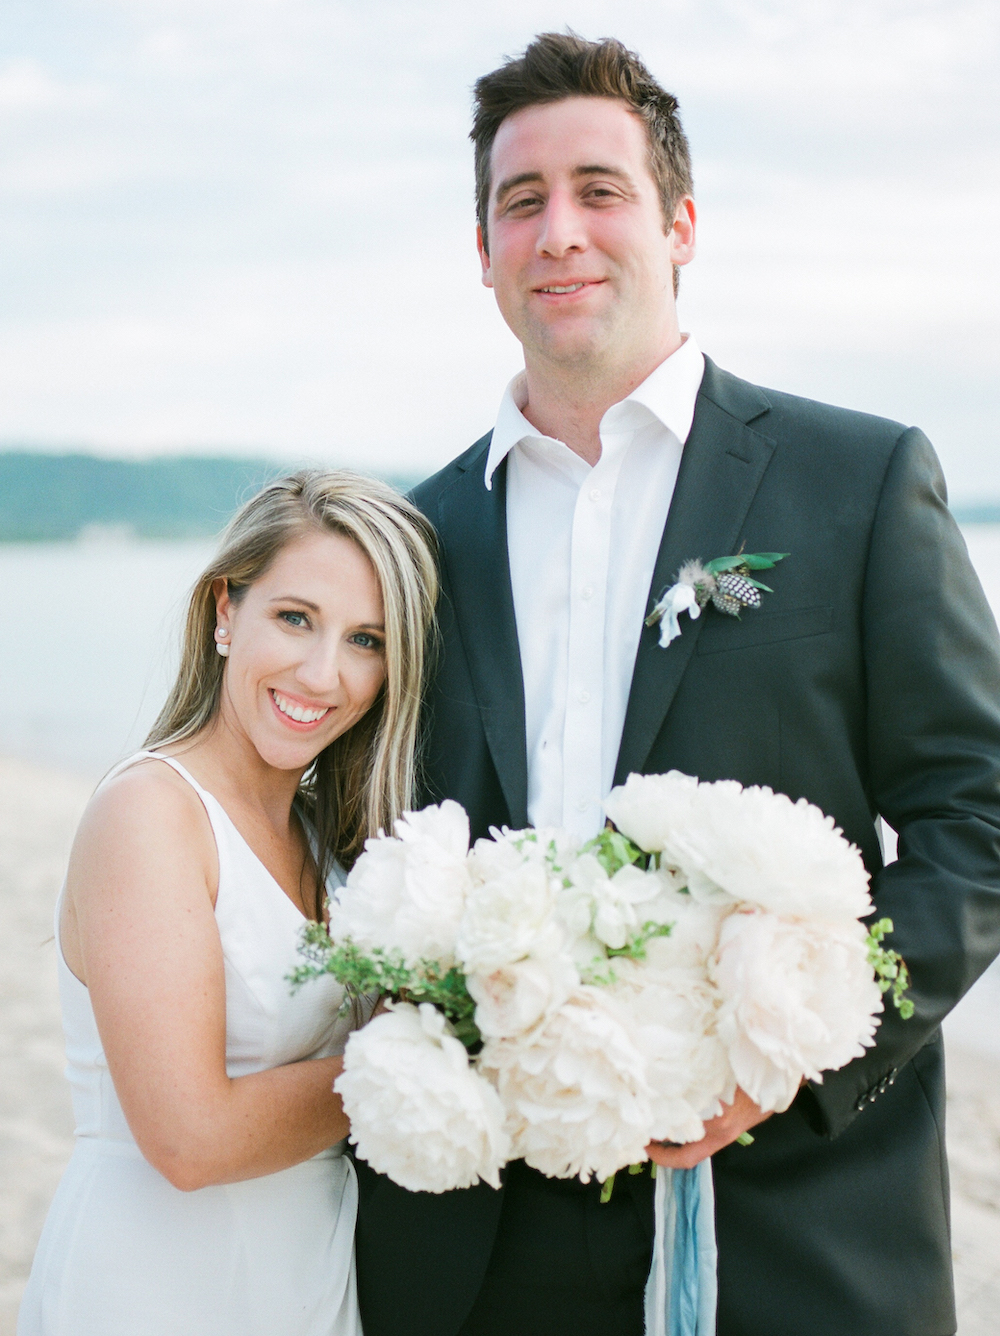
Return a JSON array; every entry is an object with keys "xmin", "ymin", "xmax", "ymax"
[{"xmin": 519, "ymin": 329, "xmax": 684, "ymax": 467}]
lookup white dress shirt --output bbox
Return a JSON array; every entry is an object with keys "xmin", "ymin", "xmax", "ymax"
[{"xmin": 484, "ymin": 335, "xmax": 705, "ymax": 840}]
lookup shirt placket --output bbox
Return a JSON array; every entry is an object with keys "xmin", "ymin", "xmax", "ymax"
[{"xmin": 560, "ymin": 430, "xmax": 631, "ymax": 836}]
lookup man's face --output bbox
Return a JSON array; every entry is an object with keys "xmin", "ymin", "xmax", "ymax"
[{"xmin": 479, "ymin": 96, "xmax": 694, "ymax": 373}]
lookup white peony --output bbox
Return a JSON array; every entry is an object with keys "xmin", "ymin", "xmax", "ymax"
[
  {"xmin": 478, "ymin": 987, "xmax": 654, "ymax": 1183},
  {"xmin": 607, "ymin": 772, "xmax": 872, "ymax": 922},
  {"xmin": 327, "ymin": 800, "xmax": 472, "ymax": 966},
  {"xmin": 456, "ymin": 861, "xmax": 565, "ymax": 973},
  {"xmin": 467, "ymin": 955, "xmax": 580, "ymax": 1039},
  {"xmin": 642, "ymin": 883, "xmax": 730, "ymax": 972},
  {"xmin": 605, "ymin": 770, "xmax": 701, "ymax": 856},
  {"xmin": 336, "ymin": 1002, "xmax": 510, "ymax": 1193},
  {"xmin": 711, "ymin": 909, "xmax": 883, "ymax": 1112},
  {"xmin": 604, "ymin": 772, "xmax": 734, "ymax": 905},
  {"xmin": 610, "ymin": 961, "xmax": 736, "ymax": 1144}
]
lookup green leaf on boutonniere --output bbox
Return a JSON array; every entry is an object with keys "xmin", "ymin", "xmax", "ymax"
[{"xmin": 704, "ymin": 552, "xmax": 789, "ymax": 576}]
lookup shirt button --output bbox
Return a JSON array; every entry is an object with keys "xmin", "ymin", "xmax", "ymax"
[
  {"xmin": 589, "ymin": 488, "xmax": 600, "ymax": 501},
  {"xmin": 576, "ymin": 799, "xmax": 588, "ymax": 812},
  {"xmin": 581, "ymin": 585, "xmax": 594, "ymax": 600},
  {"xmin": 578, "ymin": 689, "xmax": 591, "ymax": 704}
]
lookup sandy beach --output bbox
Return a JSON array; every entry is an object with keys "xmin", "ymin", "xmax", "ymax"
[{"xmin": 2, "ymin": 755, "xmax": 999, "ymax": 1335}]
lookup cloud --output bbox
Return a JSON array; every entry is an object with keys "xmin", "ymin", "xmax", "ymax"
[{"xmin": 0, "ymin": 0, "xmax": 997, "ymax": 496}]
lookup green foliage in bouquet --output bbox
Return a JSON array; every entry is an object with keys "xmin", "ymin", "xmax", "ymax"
[
  {"xmin": 584, "ymin": 826, "xmax": 646, "ymax": 876},
  {"xmin": 289, "ymin": 926, "xmax": 482, "ymax": 1049},
  {"xmin": 865, "ymin": 917, "xmax": 915, "ymax": 1019}
]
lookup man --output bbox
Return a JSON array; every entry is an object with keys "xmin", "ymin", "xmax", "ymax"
[{"xmin": 352, "ymin": 32, "xmax": 1000, "ymax": 1336}]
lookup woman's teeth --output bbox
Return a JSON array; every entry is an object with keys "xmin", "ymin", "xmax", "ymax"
[{"xmin": 272, "ymin": 691, "xmax": 330, "ymax": 724}]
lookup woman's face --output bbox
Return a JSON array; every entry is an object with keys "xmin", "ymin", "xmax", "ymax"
[{"xmin": 214, "ymin": 528, "xmax": 387, "ymax": 772}]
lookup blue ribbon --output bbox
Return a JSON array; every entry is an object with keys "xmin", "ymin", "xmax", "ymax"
[{"xmin": 643, "ymin": 1160, "xmax": 717, "ymax": 1336}]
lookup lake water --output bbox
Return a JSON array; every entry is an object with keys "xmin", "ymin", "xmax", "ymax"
[{"xmin": 1, "ymin": 524, "xmax": 999, "ymax": 1051}]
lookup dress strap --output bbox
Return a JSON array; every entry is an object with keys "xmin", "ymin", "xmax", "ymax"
[{"xmin": 100, "ymin": 749, "xmax": 210, "ymax": 798}]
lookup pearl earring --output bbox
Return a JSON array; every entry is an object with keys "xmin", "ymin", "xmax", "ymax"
[
  {"xmin": 215, "ymin": 627, "xmax": 230, "ymax": 657},
  {"xmin": 216, "ymin": 643, "xmax": 229, "ymax": 657}
]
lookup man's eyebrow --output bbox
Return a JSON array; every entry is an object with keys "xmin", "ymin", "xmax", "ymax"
[
  {"xmin": 574, "ymin": 163, "xmax": 633, "ymax": 182},
  {"xmin": 495, "ymin": 170, "xmax": 544, "ymax": 200}
]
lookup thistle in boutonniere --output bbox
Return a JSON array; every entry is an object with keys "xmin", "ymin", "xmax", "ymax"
[{"xmin": 646, "ymin": 552, "xmax": 789, "ymax": 647}]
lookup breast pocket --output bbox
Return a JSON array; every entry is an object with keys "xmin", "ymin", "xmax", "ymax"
[{"xmin": 695, "ymin": 604, "xmax": 833, "ymax": 655}]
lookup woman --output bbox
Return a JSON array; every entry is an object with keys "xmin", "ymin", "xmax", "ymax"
[{"xmin": 18, "ymin": 470, "xmax": 438, "ymax": 1336}]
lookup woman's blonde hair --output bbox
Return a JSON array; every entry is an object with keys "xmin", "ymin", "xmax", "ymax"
[{"xmin": 145, "ymin": 470, "xmax": 438, "ymax": 909}]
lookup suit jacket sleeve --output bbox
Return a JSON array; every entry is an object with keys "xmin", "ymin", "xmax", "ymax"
[{"xmin": 807, "ymin": 426, "xmax": 1000, "ymax": 1137}]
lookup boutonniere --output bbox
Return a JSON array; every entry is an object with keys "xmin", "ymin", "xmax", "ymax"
[{"xmin": 646, "ymin": 552, "xmax": 789, "ymax": 647}]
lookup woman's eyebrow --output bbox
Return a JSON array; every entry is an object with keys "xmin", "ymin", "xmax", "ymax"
[{"xmin": 268, "ymin": 596, "xmax": 322, "ymax": 612}]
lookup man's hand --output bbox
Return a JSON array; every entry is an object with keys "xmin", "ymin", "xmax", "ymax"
[{"xmin": 646, "ymin": 1088, "xmax": 773, "ymax": 1169}]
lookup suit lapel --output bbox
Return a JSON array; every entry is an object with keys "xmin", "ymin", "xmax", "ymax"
[
  {"xmin": 437, "ymin": 448, "xmax": 529, "ymax": 828},
  {"xmin": 615, "ymin": 363, "xmax": 777, "ymax": 785}
]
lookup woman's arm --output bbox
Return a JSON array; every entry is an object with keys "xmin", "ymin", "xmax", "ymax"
[{"xmin": 64, "ymin": 764, "xmax": 349, "ymax": 1192}]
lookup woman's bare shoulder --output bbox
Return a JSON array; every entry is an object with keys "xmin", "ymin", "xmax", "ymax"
[{"xmin": 70, "ymin": 757, "xmax": 218, "ymax": 898}]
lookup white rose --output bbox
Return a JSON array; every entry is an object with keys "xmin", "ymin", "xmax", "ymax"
[
  {"xmin": 456, "ymin": 861, "xmax": 565, "ymax": 973},
  {"xmin": 327, "ymin": 800, "xmax": 472, "ymax": 966},
  {"xmin": 467, "ymin": 955, "xmax": 579, "ymax": 1039},
  {"xmin": 478, "ymin": 987, "xmax": 654, "ymax": 1183},
  {"xmin": 610, "ymin": 961, "xmax": 736, "ymax": 1145},
  {"xmin": 711, "ymin": 909, "xmax": 883, "ymax": 1112},
  {"xmin": 336, "ymin": 1002, "xmax": 510, "ymax": 1193}
]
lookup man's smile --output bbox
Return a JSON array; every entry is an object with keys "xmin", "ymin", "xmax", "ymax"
[{"xmin": 533, "ymin": 279, "xmax": 606, "ymax": 298}]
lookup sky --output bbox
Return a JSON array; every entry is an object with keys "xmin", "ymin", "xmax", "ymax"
[{"xmin": 2, "ymin": 0, "xmax": 998, "ymax": 500}]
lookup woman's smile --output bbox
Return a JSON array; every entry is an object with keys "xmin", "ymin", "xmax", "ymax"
[{"xmin": 268, "ymin": 688, "xmax": 333, "ymax": 729}]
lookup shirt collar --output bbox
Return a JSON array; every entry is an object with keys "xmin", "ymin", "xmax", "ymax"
[{"xmin": 484, "ymin": 334, "xmax": 705, "ymax": 490}]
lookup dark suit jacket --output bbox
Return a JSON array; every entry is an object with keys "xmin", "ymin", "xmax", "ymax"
[{"xmin": 354, "ymin": 359, "xmax": 1000, "ymax": 1336}]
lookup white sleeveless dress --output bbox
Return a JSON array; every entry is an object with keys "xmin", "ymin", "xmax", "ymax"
[{"xmin": 18, "ymin": 752, "xmax": 366, "ymax": 1336}]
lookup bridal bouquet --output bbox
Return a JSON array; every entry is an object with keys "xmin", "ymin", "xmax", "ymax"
[{"xmin": 292, "ymin": 772, "xmax": 912, "ymax": 1195}]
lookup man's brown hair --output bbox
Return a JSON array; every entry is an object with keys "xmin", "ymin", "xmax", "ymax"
[{"xmin": 471, "ymin": 31, "xmax": 693, "ymax": 267}]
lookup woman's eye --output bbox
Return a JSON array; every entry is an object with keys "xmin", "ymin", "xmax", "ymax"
[
  {"xmin": 350, "ymin": 632, "xmax": 383, "ymax": 650},
  {"xmin": 279, "ymin": 610, "xmax": 309, "ymax": 628}
]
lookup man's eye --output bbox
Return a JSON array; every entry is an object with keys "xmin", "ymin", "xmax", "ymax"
[
  {"xmin": 507, "ymin": 195, "xmax": 542, "ymax": 212},
  {"xmin": 279, "ymin": 611, "xmax": 308, "ymax": 628}
]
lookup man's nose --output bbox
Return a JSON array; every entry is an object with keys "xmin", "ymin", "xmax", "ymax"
[{"xmin": 536, "ymin": 189, "xmax": 587, "ymax": 259}]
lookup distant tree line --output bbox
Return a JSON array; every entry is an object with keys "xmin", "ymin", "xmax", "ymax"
[{"xmin": 0, "ymin": 453, "xmax": 421, "ymax": 541}]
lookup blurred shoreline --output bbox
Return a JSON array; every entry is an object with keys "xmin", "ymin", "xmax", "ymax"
[{"xmin": 2, "ymin": 754, "xmax": 999, "ymax": 1334}]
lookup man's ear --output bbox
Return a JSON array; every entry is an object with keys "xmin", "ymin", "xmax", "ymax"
[
  {"xmin": 669, "ymin": 196, "xmax": 697, "ymax": 268},
  {"xmin": 477, "ymin": 225, "xmax": 494, "ymax": 289}
]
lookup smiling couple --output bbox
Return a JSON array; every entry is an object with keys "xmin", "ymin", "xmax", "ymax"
[{"xmin": 18, "ymin": 30, "xmax": 1000, "ymax": 1336}]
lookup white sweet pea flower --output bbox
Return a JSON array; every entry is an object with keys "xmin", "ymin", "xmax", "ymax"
[
  {"xmin": 649, "ymin": 581, "xmax": 701, "ymax": 647},
  {"xmin": 558, "ymin": 854, "xmax": 669, "ymax": 951}
]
